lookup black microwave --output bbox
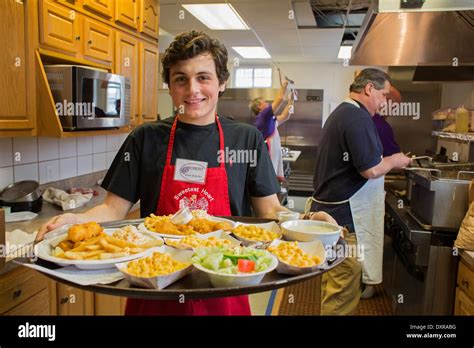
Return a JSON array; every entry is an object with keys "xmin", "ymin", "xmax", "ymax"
[{"xmin": 44, "ymin": 65, "xmax": 130, "ymax": 130}]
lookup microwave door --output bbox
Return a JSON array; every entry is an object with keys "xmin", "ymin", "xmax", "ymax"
[{"xmin": 76, "ymin": 69, "xmax": 127, "ymax": 129}]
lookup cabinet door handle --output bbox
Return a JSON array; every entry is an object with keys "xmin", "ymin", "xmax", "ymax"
[
  {"xmin": 13, "ymin": 289, "xmax": 22, "ymax": 299},
  {"xmin": 75, "ymin": 35, "xmax": 81, "ymax": 41},
  {"xmin": 60, "ymin": 296, "xmax": 69, "ymax": 304},
  {"xmin": 88, "ymin": 40, "xmax": 92, "ymax": 44},
  {"xmin": 462, "ymin": 279, "xmax": 469, "ymax": 289}
]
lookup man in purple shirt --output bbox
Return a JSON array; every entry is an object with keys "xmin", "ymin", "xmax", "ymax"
[{"xmin": 372, "ymin": 86, "xmax": 402, "ymax": 157}]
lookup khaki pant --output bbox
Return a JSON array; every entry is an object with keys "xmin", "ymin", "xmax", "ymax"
[{"xmin": 320, "ymin": 233, "xmax": 362, "ymax": 315}]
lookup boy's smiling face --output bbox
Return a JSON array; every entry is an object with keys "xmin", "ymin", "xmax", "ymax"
[{"xmin": 169, "ymin": 53, "xmax": 226, "ymax": 125}]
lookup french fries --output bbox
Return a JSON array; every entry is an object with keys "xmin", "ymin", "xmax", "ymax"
[{"xmin": 51, "ymin": 223, "xmax": 163, "ymax": 261}]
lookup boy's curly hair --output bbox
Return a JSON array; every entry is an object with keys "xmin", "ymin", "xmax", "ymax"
[{"xmin": 161, "ymin": 30, "xmax": 230, "ymax": 86}]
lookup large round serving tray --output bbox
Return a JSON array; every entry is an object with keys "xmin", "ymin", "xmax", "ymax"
[{"xmin": 35, "ymin": 217, "xmax": 347, "ymax": 300}]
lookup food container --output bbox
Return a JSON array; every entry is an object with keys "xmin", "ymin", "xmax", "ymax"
[
  {"xmin": 193, "ymin": 253, "xmax": 278, "ymax": 288},
  {"xmin": 115, "ymin": 246, "xmax": 193, "ymax": 289},
  {"xmin": 36, "ymin": 226, "xmax": 164, "ymax": 270},
  {"xmin": 276, "ymin": 211, "xmax": 300, "ymax": 223},
  {"xmin": 455, "ymin": 106, "xmax": 469, "ymax": 133},
  {"xmin": 268, "ymin": 239, "xmax": 326, "ymax": 275},
  {"xmin": 231, "ymin": 221, "xmax": 281, "ymax": 247},
  {"xmin": 138, "ymin": 216, "xmax": 236, "ymax": 239},
  {"xmin": 280, "ymin": 220, "xmax": 341, "ymax": 247},
  {"xmin": 164, "ymin": 230, "xmax": 241, "ymax": 250}
]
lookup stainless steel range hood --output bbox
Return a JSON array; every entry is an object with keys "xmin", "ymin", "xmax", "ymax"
[{"xmin": 350, "ymin": 0, "xmax": 474, "ymax": 67}]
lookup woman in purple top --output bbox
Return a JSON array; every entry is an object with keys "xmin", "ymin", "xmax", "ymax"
[
  {"xmin": 372, "ymin": 86, "xmax": 402, "ymax": 157},
  {"xmin": 250, "ymin": 80, "xmax": 294, "ymax": 181}
]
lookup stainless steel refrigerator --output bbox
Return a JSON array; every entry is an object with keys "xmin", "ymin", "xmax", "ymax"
[{"xmin": 218, "ymin": 88, "xmax": 324, "ymax": 195}]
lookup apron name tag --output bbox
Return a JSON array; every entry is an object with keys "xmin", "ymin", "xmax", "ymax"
[{"xmin": 174, "ymin": 158, "xmax": 208, "ymax": 184}]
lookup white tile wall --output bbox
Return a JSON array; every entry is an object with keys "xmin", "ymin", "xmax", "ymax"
[
  {"xmin": 0, "ymin": 138, "xmax": 13, "ymax": 167},
  {"xmin": 93, "ymin": 153, "xmax": 107, "ymax": 172},
  {"xmin": 0, "ymin": 167, "xmax": 14, "ymax": 191},
  {"xmin": 14, "ymin": 163, "xmax": 39, "ymax": 182},
  {"xmin": 38, "ymin": 137, "xmax": 59, "ymax": 162},
  {"xmin": 12, "ymin": 137, "xmax": 37, "ymax": 165},
  {"xmin": 59, "ymin": 138, "xmax": 77, "ymax": 158},
  {"xmin": 0, "ymin": 132, "xmax": 130, "ymax": 187},
  {"xmin": 77, "ymin": 136, "xmax": 93, "ymax": 156},
  {"xmin": 118, "ymin": 133, "xmax": 129, "ymax": 148},
  {"xmin": 106, "ymin": 151, "xmax": 118, "ymax": 169},
  {"xmin": 93, "ymin": 135, "xmax": 107, "ymax": 154},
  {"xmin": 60, "ymin": 157, "xmax": 78, "ymax": 179},
  {"xmin": 39, "ymin": 160, "xmax": 60, "ymax": 184},
  {"xmin": 106, "ymin": 135, "xmax": 119, "ymax": 152},
  {"xmin": 77, "ymin": 155, "xmax": 93, "ymax": 176}
]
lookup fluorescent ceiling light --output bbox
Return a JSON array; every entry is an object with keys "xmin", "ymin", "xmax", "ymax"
[
  {"xmin": 232, "ymin": 47, "xmax": 271, "ymax": 59},
  {"xmin": 182, "ymin": 4, "xmax": 249, "ymax": 30},
  {"xmin": 337, "ymin": 45, "xmax": 352, "ymax": 59}
]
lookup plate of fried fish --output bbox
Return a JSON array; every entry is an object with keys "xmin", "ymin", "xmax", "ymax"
[
  {"xmin": 36, "ymin": 222, "xmax": 163, "ymax": 269},
  {"xmin": 138, "ymin": 212, "xmax": 235, "ymax": 239}
]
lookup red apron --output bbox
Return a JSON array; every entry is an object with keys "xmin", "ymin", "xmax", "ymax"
[{"xmin": 125, "ymin": 116, "xmax": 251, "ymax": 316}]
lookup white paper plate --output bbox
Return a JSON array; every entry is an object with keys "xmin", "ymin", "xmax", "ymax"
[
  {"xmin": 138, "ymin": 216, "xmax": 236, "ymax": 239},
  {"xmin": 231, "ymin": 221, "xmax": 282, "ymax": 248},
  {"xmin": 115, "ymin": 246, "xmax": 193, "ymax": 289},
  {"xmin": 268, "ymin": 239, "xmax": 326, "ymax": 275},
  {"xmin": 36, "ymin": 227, "xmax": 163, "ymax": 270},
  {"xmin": 164, "ymin": 230, "xmax": 241, "ymax": 250}
]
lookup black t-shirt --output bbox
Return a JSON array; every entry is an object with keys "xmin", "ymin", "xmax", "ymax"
[
  {"xmin": 101, "ymin": 116, "xmax": 280, "ymax": 217},
  {"xmin": 311, "ymin": 99, "xmax": 382, "ymax": 225}
]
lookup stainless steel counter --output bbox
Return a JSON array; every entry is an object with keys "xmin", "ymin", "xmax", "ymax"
[{"xmin": 5, "ymin": 185, "xmax": 108, "ymax": 234}]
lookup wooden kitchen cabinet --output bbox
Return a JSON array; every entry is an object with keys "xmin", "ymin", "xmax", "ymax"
[
  {"xmin": 139, "ymin": 0, "xmax": 159, "ymax": 38},
  {"xmin": 139, "ymin": 40, "xmax": 159, "ymax": 123},
  {"xmin": 115, "ymin": 0, "xmax": 139, "ymax": 30},
  {"xmin": 0, "ymin": 267, "xmax": 54, "ymax": 315},
  {"xmin": 83, "ymin": 0, "xmax": 114, "ymax": 18},
  {"xmin": 40, "ymin": 0, "xmax": 113, "ymax": 66},
  {"xmin": 39, "ymin": 0, "xmax": 81, "ymax": 54},
  {"xmin": 83, "ymin": 17, "xmax": 114, "ymax": 62},
  {"xmin": 0, "ymin": 0, "xmax": 36, "ymax": 134},
  {"xmin": 95, "ymin": 293, "xmax": 127, "ymax": 315},
  {"xmin": 115, "ymin": 32, "xmax": 140, "ymax": 125},
  {"xmin": 56, "ymin": 283, "xmax": 94, "ymax": 315},
  {"xmin": 454, "ymin": 256, "xmax": 474, "ymax": 315}
]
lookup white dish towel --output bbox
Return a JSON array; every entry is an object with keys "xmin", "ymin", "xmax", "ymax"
[{"xmin": 42, "ymin": 187, "xmax": 93, "ymax": 211}]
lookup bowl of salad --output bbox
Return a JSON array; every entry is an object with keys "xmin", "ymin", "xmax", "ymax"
[{"xmin": 192, "ymin": 246, "xmax": 278, "ymax": 288}]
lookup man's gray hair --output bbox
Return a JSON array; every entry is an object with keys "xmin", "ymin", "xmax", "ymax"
[{"xmin": 349, "ymin": 68, "xmax": 391, "ymax": 93}]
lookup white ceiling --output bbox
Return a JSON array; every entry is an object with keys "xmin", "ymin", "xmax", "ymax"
[{"xmin": 159, "ymin": 0, "xmax": 346, "ymax": 63}]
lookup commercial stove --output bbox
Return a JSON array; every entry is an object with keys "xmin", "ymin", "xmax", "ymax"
[{"xmin": 383, "ymin": 182, "xmax": 460, "ymax": 315}]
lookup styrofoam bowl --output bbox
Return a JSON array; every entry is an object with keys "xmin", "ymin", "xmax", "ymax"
[
  {"xmin": 280, "ymin": 220, "xmax": 341, "ymax": 247},
  {"xmin": 193, "ymin": 254, "xmax": 278, "ymax": 288}
]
